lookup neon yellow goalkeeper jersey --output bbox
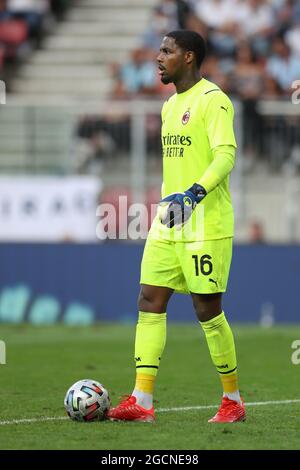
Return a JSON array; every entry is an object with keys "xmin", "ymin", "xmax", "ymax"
[{"xmin": 150, "ymin": 78, "xmax": 237, "ymax": 242}]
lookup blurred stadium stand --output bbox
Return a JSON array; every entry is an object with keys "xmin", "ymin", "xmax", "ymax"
[
  {"xmin": 0, "ymin": 0, "xmax": 299, "ymax": 246},
  {"xmin": 8, "ymin": 0, "xmax": 157, "ymax": 99},
  {"xmin": 0, "ymin": 1, "xmax": 72, "ymax": 80}
]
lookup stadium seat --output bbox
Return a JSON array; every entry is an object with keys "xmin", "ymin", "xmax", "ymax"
[{"xmin": 0, "ymin": 20, "xmax": 28, "ymax": 45}]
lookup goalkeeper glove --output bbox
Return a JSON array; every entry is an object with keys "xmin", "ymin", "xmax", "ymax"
[{"xmin": 158, "ymin": 183, "xmax": 207, "ymax": 228}]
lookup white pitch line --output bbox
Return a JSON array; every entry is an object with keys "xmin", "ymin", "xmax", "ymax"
[
  {"xmin": 0, "ymin": 399, "xmax": 299, "ymax": 426},
  {"xmin": 157, "ymin": 398, "xmax": 300, "ymax": 413},
  {"xmin": 0, "ymin": 416, "xmax": 68, "ymax": 426}
]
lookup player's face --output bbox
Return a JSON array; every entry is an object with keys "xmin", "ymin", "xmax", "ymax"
[{"xmin": 157, "ymin": 36, "xmax": 186, "ymax": 84}]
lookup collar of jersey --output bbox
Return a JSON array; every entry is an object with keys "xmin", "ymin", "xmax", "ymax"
[{"xmin": 175, "ymin": 78, "xmax": 205, "ymax": 99}]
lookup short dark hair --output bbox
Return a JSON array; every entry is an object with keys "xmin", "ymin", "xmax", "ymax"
[{"xmin": 166, "ymin": 30, "xmax": 206, "ymax": 68}]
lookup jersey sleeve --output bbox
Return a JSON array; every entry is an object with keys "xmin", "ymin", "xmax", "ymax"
[
  {"xmin": 198, "ymin": 145, "xmax": 235, "ymax": 193},
  {"xmin": 203, "ymin": 92, "xmax": 237, "ymax": 150}
]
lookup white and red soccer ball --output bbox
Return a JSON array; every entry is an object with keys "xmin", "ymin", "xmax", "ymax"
[{"xmin": 64, "ymin": 379, "xmax": 110, "ymax": 422}]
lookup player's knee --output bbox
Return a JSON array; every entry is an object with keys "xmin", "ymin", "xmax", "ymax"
[
  {"xmin": 138, "ymin": 290, "xmax": 166, "ymax": 313},
  {"xmin": 192, "ymin": 295, "xmax": 222, "ymax": 322},
  {"xmin": 194, "ymin": 307, "xmax": 213, "ymax": 322},
  {"xmin": 194, "ymin": 307, "xmax": 224, "ymax": 322}
]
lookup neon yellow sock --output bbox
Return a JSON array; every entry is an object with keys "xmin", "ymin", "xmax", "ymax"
[
  {"xmin": 135, "ymin": 373, "xmax": 156, "ymax": 395},
  {"xmin": 200, "ymin": 312, "xmax": 239, "ymax": 395},
  {"xmin": 221, "ymin": 372, "xmax": 239, "ymax": 394},
  {"xmin": 134, "ymin": 311, "xmax": 167, "ymax": 377},
  {"xmin": 132, "ymin": 312, "xmax": 166, "ymax": 409}
]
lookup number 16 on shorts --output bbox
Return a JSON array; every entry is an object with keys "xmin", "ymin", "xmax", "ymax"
[{"xmin": 185, "ymin": 238, "xmax": 232, "ymax": 294}]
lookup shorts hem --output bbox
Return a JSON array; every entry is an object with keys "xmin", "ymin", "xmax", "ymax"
[
  {"xmin": 140, "ymin": 280, "xmax": 226, "ymax": 295},
  {"xmin": 140, "ymin": 279, "xmax": 188, "ymax": 295},
  {"xmin": 189, "ymin": 288, "xmax": 227, "ymax": 295}
]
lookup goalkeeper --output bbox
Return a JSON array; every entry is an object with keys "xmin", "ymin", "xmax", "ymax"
[{"xmin": 108, "ymin": 30, "xmax": 245, "ymax": 423}]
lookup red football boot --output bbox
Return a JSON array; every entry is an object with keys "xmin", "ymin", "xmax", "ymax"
[
  {"xmin": 208, "ymin": 397, "xmax": 246, "ymax": 423},
  {"xmin": 106, "ymin": 395, "xmax": 155, "ymax": 423}
]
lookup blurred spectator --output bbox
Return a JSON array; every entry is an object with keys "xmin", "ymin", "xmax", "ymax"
[
  {"xmin": 155, "ymin": 0, "xmax": 179, "ymax": 31},
  {"xmin": 193, "ymin": 0, "xmax": 276, "ymax": 57},
  {"xmin": 7, "ymin": 0, "xmax": 48, "ymax": 38},
  {"xmin": 262, "ymin": 75, "xmax": 282, "ymax": 98},
  {"xmin": 160, "ymin": 0, "xmax": 198, "ymax": 30},
  {"xmin": 273, "ymin": 0, "xmax": 300, "ymax": 36},
  {"xmin": 194, "ymin": 0, "xmax": 238, "ymax": 56},
  {"xmin": 175, "ymin": 0, "xmax": 194, "ymax": 29},
  {"xmin": 0, "ymin": 0, "xmax": 9, "ymax": 20},
  {"xmin": 161, "ymin": 0, "xmax": 195, "ymax": 29},
  {"xmin": 194, "ymin": 0, "xmax": 234, "ymax": 30},
  {"xmin": 235, "ymin": 0, "xmax": 275, "ymax": 57},
  {"xmin": 266, "ymin": 35, "xmax": 300, "ymax": 94},
  {"xmin": 112, "ymin": 47, "xmax": 159, "ymax": 99},
  {"xmin": 75, "ymin": 113, "xmax": 130, "ymax": 174},
  {"xmin": 0, "ymin": 1, "xmax": 28, "ymax": 68},
  {"xmin": 231, "ymin": 42, "xmax": 265, "ymax": 167},
  {"xmin": 75, "ymin": 116, "xmax": 116, "ymax": 175},
  {"xmin": 285, "ymin": 19, "xmax": 300, "ymax": 57},
  {"xmin": 143, "ymin": 1, "xmax": 204, "ymax": 52},
  {"xmin": 231, "ymin": 42, "xmax": 264, "ymax": 99},
  {"xmin": 249, "ymin": 220, "xmax": 265, "ymax": 244},
  {"xmin": 201, "ymin": 54, "xmax": 230, "ymax": 93},
  {"xmin": 142, "ymin": 7, "xmax": 170, "ymax": 51}
]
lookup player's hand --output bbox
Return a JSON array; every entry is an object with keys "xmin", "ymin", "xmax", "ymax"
[{"xmin": 158, "ymin": 183, "xmax": 207, "ymax": 228}]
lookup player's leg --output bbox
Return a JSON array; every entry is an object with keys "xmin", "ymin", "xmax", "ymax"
[
  {"xmin": 107, "ymin": 284, "xmax": 173, "ymax": 422},
  {"xmin": 192, "ymin": 292, "xmax": 245, "ymax": 422},
  {"xmin": 181, "ymin": 238, "xmax": 245, "ymax": 422},
  {"xmin": 107, "ymin": 236, "xmax": 185, "ymax": 422},
  {"xmin": 192, "ymin": 292, "xmax": 239, "ymax": 395},
  {"xmin": 131, "ymin": 284, "xmax": 173, "ymax": 410},
  {"xmin": 138, "ymin": 283, "xmax": 173, "ymax": 313},
  {"xmin": 135, "ymin": 236, "xmax": 186, "ymax": 416}
]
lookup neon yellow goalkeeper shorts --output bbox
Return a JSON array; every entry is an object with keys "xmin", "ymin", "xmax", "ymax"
[{"xmin": 140, "ymin": 236, "xmax": 233, "ymax": 294}]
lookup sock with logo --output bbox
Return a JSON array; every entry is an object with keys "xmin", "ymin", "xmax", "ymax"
[
  {"xmin": 200, "ymin": 311, "xmax": 241, "ymax": 404},
  {"xmin": 132, "ymin": 311, "xmax": 167, "ymax": 409}
]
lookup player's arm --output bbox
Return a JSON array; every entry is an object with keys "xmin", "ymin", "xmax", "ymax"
[
  {"xmin": 193, "ymin": 92, "xmax": 236, "ymax": 193},
  {"xmin": 158, "ymin": 146, "xmax": 235, "ymax": 228},
  {"xmin": 159, "ymin": 93, "xmax": 237, "ymax": 228},
  {"xmin": 197, "ymin": 144, "xmax": 235, "ymax": 193}
]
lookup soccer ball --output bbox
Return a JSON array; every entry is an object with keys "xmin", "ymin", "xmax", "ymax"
[{"xmin": 64, "ymin": 379, "xmax": 110, "ymax": 422}]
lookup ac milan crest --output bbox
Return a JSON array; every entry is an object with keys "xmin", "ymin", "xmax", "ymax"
[{"xmin": 182, "ymin": 110, "xmax": 190, "ymax": 125}]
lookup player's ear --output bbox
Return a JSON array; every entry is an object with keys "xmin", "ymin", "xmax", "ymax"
[{"xmin": 185, "ymin": 51, "xmax": 194, "ymax": 65}]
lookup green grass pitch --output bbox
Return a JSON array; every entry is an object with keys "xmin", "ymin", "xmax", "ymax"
[{"xmin": 0, "ymin": 323, "xmax": 300, "ymax": 450}]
